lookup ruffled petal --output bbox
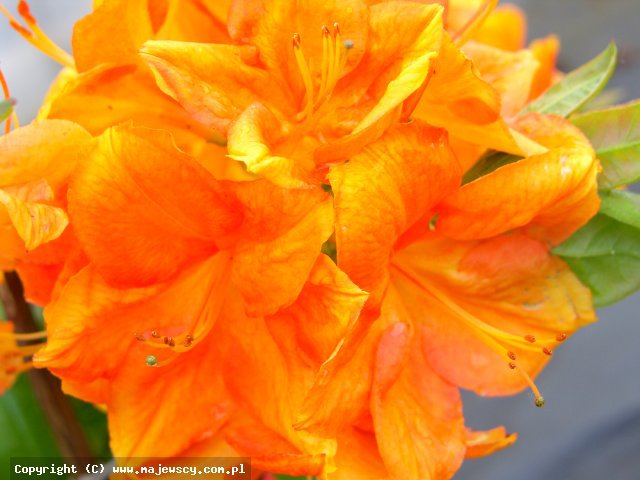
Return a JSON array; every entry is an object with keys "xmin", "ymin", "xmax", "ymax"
[
  {"xmin": 437, "ymin": 114, "xmax": 599, "ymax": 243},
  {"xmin": 414, "ymin": 33, "xmax": 527, "ymax": 155},
  {"xmin": 0, "ymin": 182, "xmax": 68, "ymax": 251},
  {"xmin": 68, "ymin": 125, "xmax": 242, "ymax": 287},
  {"xmin": 329, "ymin": 121, "xmax": 461, "ymax": 303},
  {"xmin": 230, "ymin": 182, "xmax": 334, "ymax": 316},
  {"xmin": 463, "ymin": 41, "xmax": 539, "ymax": 117},
  {"xmin": 140, "ymin": 41, "xmax": 294, "ymax": 135},
  {"xmin": 340, "ymin": 1, "xmax": 444, "ymax": 134}
]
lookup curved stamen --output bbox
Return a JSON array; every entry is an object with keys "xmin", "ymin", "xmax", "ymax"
[{"xmin": 0, "ymin": 1, "xmax": 74, "ymax": 68}]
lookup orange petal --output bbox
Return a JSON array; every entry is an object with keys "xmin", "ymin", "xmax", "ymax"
[
  {"xmin": 415, "ymin": 33, "xmax": 525, "ymax": 155},
  {"xmin": 329, "ymin": 121, "xmax": 461, "ymax": 303},
  {"xmin": 0, "ymin": 119, "xmax": 92, "ymax": 193},
  {"xmin": 36, "ymin": 255, "xmax": 233, "ymax": 457},
  {"xmin": 266, "ymin": 255, "xmax": 368, "ymax": 367},
  {"xmin": 392, "ymin": 231, "xmax": 595, "ymax": 396},
  {"xmin": 0, "ymin": 120, "xmax": 91, "ymax": 265},
  {"xmin": 153, "ymin": 0, "xmax": 230, "ymax": 43},
  {"xmin": 371, "ymin": 323, "xmax": 466, "ymax": 480},
  {"xmin": 437, "ymin": 114, "xmax": 599, "ymax": 243},
  {"xmin": 227, "ymin": 102, "xmax": 316, "ymax": 187},
  {"xmin": 231, "ymin": 183, "xmax": 334, "ymax": 316},
  {"xmin": 225, "ymin": 416, "xmax": 326, "ymax": 477},
  {"xmin": 42, "ymin": 65, "xmax": 213, "ymax": 153},
  {"xmin": 465, "ymin": 426, "xmax": 517, "ymax": 458},
  {"xmin": 68, "ymin": 125, "xmax": 242, "ymax": 287},
  {"xmin": 224, "ymin": 270, "xmax": 359, "ymax": 472},
  {"xmin": 340, "ymin": 1, "xmax": 444, "ymax": 134},
  {"xmin": 0, "ymin": 182, "xmax": 68, "ymax": 251},
  {"xmin": 140, "ymin": 41, "xmax": 295, "ymax": 135},
  {"xmin": 529, "ymin": 35, "xmax": 560, "ymax": 101},
  {"xmin": 472, "ymin": 4, "xmax": 526, "ymax": 51},
  {"xmin": 463, "ymin": 41, "xmax": 539, "ymax": 117},
  {"xmin": 72, "ymin": 0, "xmax": 153, "ymax": 71}
]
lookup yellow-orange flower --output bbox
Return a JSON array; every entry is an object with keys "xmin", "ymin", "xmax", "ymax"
[
  {"xmin": 33, "ymin": 125, "xmax": 358, "ymax": 464},
  {"xmin": 286, "ymin": 114, "xmax": 599, "ymax": 478},
  {"xmin": 140, "ymin": 0, "xmax": 445, "ymax": 186}
]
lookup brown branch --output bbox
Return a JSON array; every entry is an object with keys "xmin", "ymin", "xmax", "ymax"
[{"xmin": 1, "ymin": 271, "xmax": 94, "ymax": 461}]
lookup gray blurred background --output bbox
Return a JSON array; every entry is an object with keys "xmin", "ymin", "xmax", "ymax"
[{"xmin": 1, "ymin": 1, "xmax": 639, "ymax": 479}]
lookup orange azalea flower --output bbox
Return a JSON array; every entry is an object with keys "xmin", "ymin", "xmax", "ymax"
[
  {"xmin": 285, "ymin": 114, "xmax": 599, "ymax": 478},
  {"xmin": 34, "ymin": 125, "xmax": 355, "ymax": 465},
  {"xmin": 139, "ymin": 0, "xmax": 445, "ymax": 186}
]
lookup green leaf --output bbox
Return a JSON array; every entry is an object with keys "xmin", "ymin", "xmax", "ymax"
[
  {"xmin": 0, "ymin": 99, "xmax": 12, "ymax": 124},
  {"xmin": 571, "ymin": 100, "xmax": 640, "ymax": 189},
  {"xmin": 599, "ymin": 190, "xmax": 640, "ymax": 229},
  {"xmin": 524, "ymin": 43, "xmax": 617, "ymax": 117},
  {"xmin": 462, "ymin": 151, "xmax": 522, "ymax": 185},
  {"xmin": 0, "ymin": 375, "xmax": 61, "ymax": 473},
  {"xmin": 554, "ymin": 214, "xmax": 640, "ymax": 306}
]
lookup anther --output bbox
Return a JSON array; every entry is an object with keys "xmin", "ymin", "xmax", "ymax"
[
  {"xmin": 333, "ymin": 22, "xmax": 340, "ymax": 35},
  {"xmin": 322, "ymin": 25, "xmax": 330, "ymax": 36},
  {"xmin": 524, "ymin": 334, "xmax": 536, "ymax": 343},
  {"xmin": 292, "ymin": 33, "xmax": 301, "ymax": 48},
  {"xmin": 534, "ymin": 397, "xmax": 545, "ymax": 408},
  {"xmin": 542, "ymin": 346, "xmax": 553, "ymax": 356},
  {"xmin": 145, "ymin": 355, "xmax": 158, "ymax": 367},
  {"xmin": 507, "ymin": 351, "xmax": 516, "ymax": 361},
  {"xmin": 556, "ymin": 333, "xmax": 567, "ymax": 342}
]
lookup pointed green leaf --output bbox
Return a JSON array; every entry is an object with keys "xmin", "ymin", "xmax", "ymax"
[
  {"xmin": 462, "ymin": 151, "xmax": 522, "ymax": 185},
  {"xmin": 571, "ymin": 100, "xmax": 640, "ymax": 189},
  {"xmin": 554, "ymin": 214, "xmax": 640, "ymax": 306},
  {"xmin": 599, "ymin": 190, "xmax": 640, "ymax": 229},
  {"xmin": 0, "ymin": 99, "xmax": 13, "ymax": 124},
  {"xmin": 524, "ymin": 43, "xmax": 617, "ymax": 117}
]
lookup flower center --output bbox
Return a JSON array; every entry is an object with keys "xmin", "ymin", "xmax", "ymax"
[
  {"xmin": 291, "ymin": 23, "xmax": 352, "ymax": 122},
  {"xmin": 394, "ymin": 264, "xmax": 567, "ymax": 407}
]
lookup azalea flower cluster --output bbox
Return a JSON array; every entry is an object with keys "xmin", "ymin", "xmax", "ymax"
[{"xmin": 1, "ymin": 0, "xmax": 635, "ymax": 478}]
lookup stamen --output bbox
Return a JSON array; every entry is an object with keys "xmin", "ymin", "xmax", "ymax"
[
  {"xmin": 292, "ymin": 33, "xmax": 315, "ymax": 120},
  {"xmin": 512, "ymin": 363, "xmax": 545, "ymax": 408},
  {"xmin": 293, "ymin": 23, "xmax": 350, "ymax": 119},
  {"xmin": 1, "ymin": 323, "xmax": 46, "ymax": 379},
  {"xmin": 393, "ymin": 263, "xmax": 562, "ymax": 408},
  {"xmin": 0, "ymin": 329, "xmax": 46, "ymax": 341},
  {"xmin": 0, "ymin": 1, "xmax": 74, "ymax": 68}
]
